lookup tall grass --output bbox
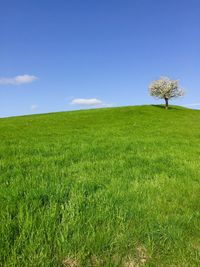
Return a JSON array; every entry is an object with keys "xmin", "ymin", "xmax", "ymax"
[{"xmin": 0, "ymin": 105, "xmax": 199, "ymax": 266}]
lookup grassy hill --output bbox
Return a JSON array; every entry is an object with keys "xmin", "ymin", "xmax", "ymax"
[{"xmin": 0, "ymin": 105, "xmax": 199, "ymax": 266}]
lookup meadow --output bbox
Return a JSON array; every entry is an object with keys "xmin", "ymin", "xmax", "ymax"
[{"xmin": 0, "ymin": 105, "xmax": 199, "ymax": 266}]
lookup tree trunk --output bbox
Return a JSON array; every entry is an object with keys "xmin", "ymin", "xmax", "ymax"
[{"xmin": 165, "ymin": 98, "xmax": 169, "ymax": 109}]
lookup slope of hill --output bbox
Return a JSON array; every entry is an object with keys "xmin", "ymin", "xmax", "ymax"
[{"xmin": 0, "ymin": 105, "xmax": 199, "ymax": 266}]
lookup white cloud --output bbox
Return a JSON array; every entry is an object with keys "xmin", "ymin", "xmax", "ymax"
[
  {"xmin": 30, "ymin": 104, "xmax": 38, "ymax": 111},
  {"xmin": 0, "ymin": 74, "xmax": 38, "ymax": 85},
  {"xmin": 70, "ymin": 98, "xmax": 114, "ymax": 108},
  {"xmin": 71, "ymin": 98, "xmax": 103, "ymax": 106},
  {"xmin": 185, "ymin": 103, "xmax": 200, "ymax": 106},
  {"xmin": 183, "ymin": 103, "xmax": 200, "ymax": 109}
]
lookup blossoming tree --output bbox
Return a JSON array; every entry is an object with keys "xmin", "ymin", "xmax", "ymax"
[{"xmin": 149, "ymin": 76, "xmax": 184, "ymax": 109}]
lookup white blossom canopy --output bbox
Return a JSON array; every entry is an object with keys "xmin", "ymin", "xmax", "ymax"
[{"xmin": 149, "ymin": 77, "xmax": 184, "ymax": 99}]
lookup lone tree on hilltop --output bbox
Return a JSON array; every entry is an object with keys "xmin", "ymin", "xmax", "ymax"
[{"xmin": 149, "ymin": 76, "xmax": 184, "ymax": 109}]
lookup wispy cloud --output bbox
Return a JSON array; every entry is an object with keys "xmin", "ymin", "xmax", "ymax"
[
  {"xmin": 0, "ymin": 74, "xmax": 38, "ymax": 85},
  {"xmin": 30, "ymin": 104, "xmax": 38, "ymax": 111},
  {"xmin": 185, "ymin": 103, "xmax": 200, "ymax": 106},
  {"xmin": 183, "ymin": 103, "xmax": 200, "ymax": 109},
  {"xmin": 70, "ymin": 98, "xmax": 113, "ymax": 108},
  {"xmin": 71, "ymin": 98, "xmax": 103, "ymax": 106}
]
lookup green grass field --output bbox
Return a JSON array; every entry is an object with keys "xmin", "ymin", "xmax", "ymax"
[{"xmin": 0, "ymin": 105, "xmax": 199, "ymax": 266}]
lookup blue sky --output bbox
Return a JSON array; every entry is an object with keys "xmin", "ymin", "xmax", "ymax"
[{"xmin": 0, "ymin": 0, "xmax": 200, "ymax": 117}]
